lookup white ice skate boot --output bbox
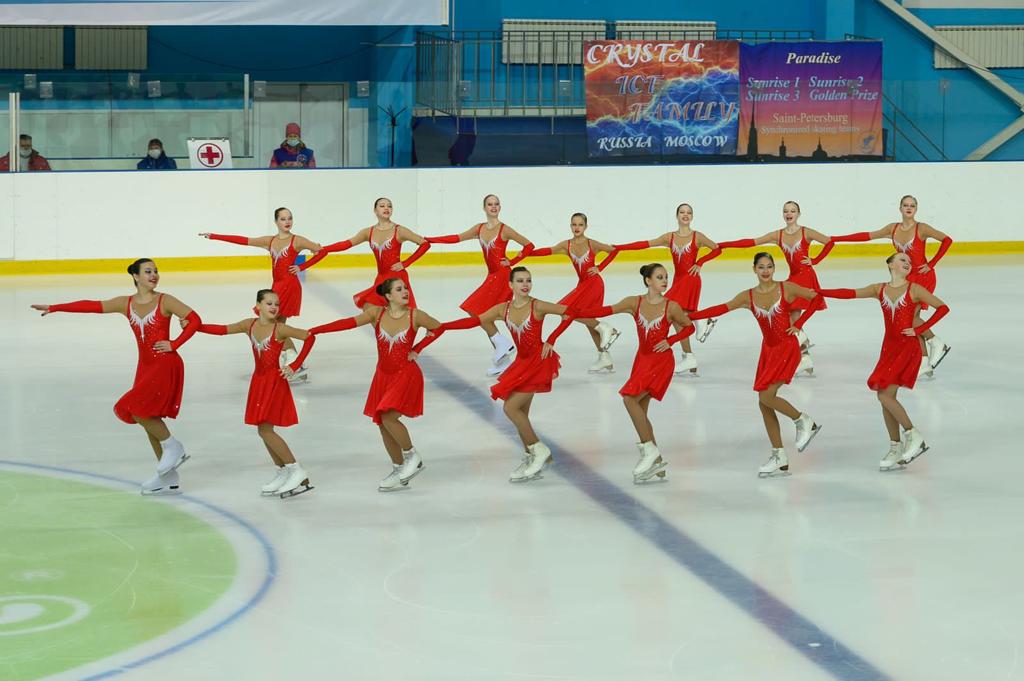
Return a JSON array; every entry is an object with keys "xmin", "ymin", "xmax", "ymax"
[
  {"xmin": 793, "ymin": 412, "xmax": 822, "ymax": 452},
  {"xmin": 758, "ymin": 448, "xmax": 790, "ymax": 477},
  {"xmin": 795, "ymin": 328, "xmax": 813, "ymax": 350},
  {"xmin": 509, "ymin": 450, "xmax": 531, "ymax": 481},
  {"xmin": 141, "ymin": 469, "xmax": 181, "ymax": 496},
  {"xmin": 378, "ymin": 464, "xmax": 408, "ymax": 492},
  {"xmin": 926, "ymin": 335, "xmax": 951, "ymax": 370},
  {"xmin": 898, "ymin": 428, "xmax": 929, "ymax": 465},
  {"xmin": 596, "ymin": 322, "xmax": 620, "ymax": 352},
  {"xmin": 632, "ymin": 441, "xmax": 667, "ymax": 483},
  {"xmin": 486, "ymin": 351, "xmax": 515, "ymax": 377},
  {"xmin": 155, "ymin": 437, "xmax": 189, "ymax": 475},
  {"xmin": 261, "ymin": 466, "xmax": 290, "ymax": 495},
  {"xmin": 490, "ymin": 332, "xmax": 515, "ymax": 364},
  {"xmin": 398, "ymin": 447, "xmax": 424, "ymax": 483},
  {"xmin": 276, "ymin": 463, "xmax": 313, "ymax": 498},
  {"xmin": 918, "ymin": 356, "xmax": 933, "ymax": 379},
  {"xmin": 796, "ymin": 351, "xmax": 814, "ymax": 376},
  {"xmin": 674, "ymin": 352, "xmax": 698, "ymax": 375},
  {"xmin": 280, "ymin": 348, "xmax": 308, "ymax": 383},
  {"xmin": 588, "ymin": 351, "xmax": 613, "ymax": 374},
  {"xmin": 697, "ymin": 317, "xmax": 718, "ymax": 343},
  {"xmin": 510, "ymin": 442, "xmax": 551, "ymax": 482},
  {"xmin": 879, "ymin": 441, "xmax": 903, "ymax": 472}
]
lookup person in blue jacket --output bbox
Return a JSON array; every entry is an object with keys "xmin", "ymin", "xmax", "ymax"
[
  {"xmin": 137, "ymin": 139, "xmax": 177, "ymax": 170},
  {"xmin": 270, "ymin": 123, "xmax": 316, "ymax": 168}
]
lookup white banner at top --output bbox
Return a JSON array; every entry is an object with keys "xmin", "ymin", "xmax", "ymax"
[{"xmin": 0, "ymin": 0, "xmax": 449, "ymax": 26}]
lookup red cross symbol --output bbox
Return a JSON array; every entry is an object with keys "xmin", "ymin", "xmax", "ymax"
[{"xmin": 198, "ymin": 143, "xmax": 224, "ymax": 168}]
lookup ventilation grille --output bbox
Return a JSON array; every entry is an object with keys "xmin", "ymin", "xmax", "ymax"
[
  {"xmin": 0, "ymin": 26, "xmax": 63, "ymax": 69},
  {"xmin": 933, "ymin": 24, "xmax": 1024, "ymax": 69},
  {"xmin": 502, "ymin": 19, "xmax": 606, "ymax": 65},
  {"xmin": 76, "ymin": 26, "xmax": 147, "ymax": 70},
  {"xmin": 614, "ymin": 20, "xmax": 717, "ymax": 41}
]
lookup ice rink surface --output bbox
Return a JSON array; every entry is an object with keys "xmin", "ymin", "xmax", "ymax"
[{"xmin": 2, "ymin": 255, "xmax": 1021, "ymax": 681}]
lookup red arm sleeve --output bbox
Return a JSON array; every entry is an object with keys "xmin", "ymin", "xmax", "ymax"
[
  {"xmin": 198, "ymin": 324, "xmax": 228, "ymax": 335},
  {"xmin": 717, "ymin": 238, "xmax": 757, "ymax": 249},
  {"xmin": 299, "ymin": 239, "xmax": 353, "ymax": 271},
  {"xmin": 47, "ymin": 300, "xmax": 103, "ymax": 314},
  {"xmin": 817, "ymin": 288, "xmax": 856, "ymax": 299},
  {"xmin": 207, "ymin": 233, "xmax": 249, "ymax": 246},
  {"xmin": 914, "ymin": 305, "xmax": 949, "ymax": 335},
  {"xmin": 696, "ymin": 247, "xmax": 722, "ymax": 266},
  {"xmin": 401, "ymin": 242, "xmax": 431, "ymax": 267},
  {"xmin": 289, "ymin": 335, "xmax": 315, "ymax": 371},
  {"xmin": 793, "ymin": 295, "xmax": 824, "ymax": 329},
  {"xmin": 531, "ymin": 247, "xmax": 554, "ymax": 257},
  {"xmin": 927, "ymin": 237, "xmax": 953, "ymax": 268},
  {"xmin": 425, "ymin": 234, "xmax": 461, "ymax": 244},
  {"xmin": 412, "ymin": 328, "xmax": 444, "ymax": 354},
  {"xmin": 596, "ymin": 249, "xmax": 620, "ymax": 272},
  {"xmin": 170, "ymin": 311, "xmax": 201, "ymax": 350},
  {"xmin": 309, "ymin": 317, "xmax": 358, "ymax": 335},
  {"xmin": 545, "ymin": 317, "xmax": 574, "ymax": 345},
  {"xmin": 441, "ymin": 317, "xmax": 483, "ymax": 332},
  {"xmin": 832, "ymin": 232, "xmax": 872, "ymax": 243},
  {"xmin": 508, "ymin": 243, "xmax": 535, "ymax": 266},
  {"xmin": 810, "ymin": 240, "xmax": 835, "ymax": 265},
  {"xmin": 614, "ymin": 240, "xmax": 649, "ymax": 251},
  {"xmin": 666, "ymin": 325, "xmax": 696, "ymax": 345},
  {"xmin": 688, "ymin": 303, "xmax": 730, "ymax": 320},
  {"xmin": 567, "ymin": 304, "xmax": 613, "ymax": 319}
]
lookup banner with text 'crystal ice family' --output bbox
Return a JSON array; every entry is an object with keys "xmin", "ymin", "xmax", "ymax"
[
  {"xmin": 739, "ymin": 42, "xmax": 883, "ymax": 160},
  {"xmin": 584, "ymin": 40, "xmax": 740, "ymax": 157}
]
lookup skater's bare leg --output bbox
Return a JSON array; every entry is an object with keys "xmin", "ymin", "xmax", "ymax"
[
  {"xmin": 378, "ymin": 423, "xmax": 404, "ymax": 465},
  {"xmin": 623, "ymin": 393, "xmax": 655, "ymax": 443},
  {"xmin": 379, "ymin": 410, "xmax": 413, "ymax": 454},
  {"xmin": 877, "ymin": 385, "xmax": 913, "ymax": 435},
  {"xmin": 503, "ymin": 392, "xmax": 538, "ymax": 447},
  {"xmin": 758, "ymin": 383, "xmax": 797, "ymax": 448},
  {"xmin": 257, "ymin": 423, "xmax": 296, "ymax": 464},
  {"xmin": 134, "ymin": 417, "xmax": 170, "ymax": 460}
]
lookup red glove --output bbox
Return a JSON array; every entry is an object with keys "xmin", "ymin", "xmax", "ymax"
[
  {"xmin": 596, "ymin": 249, "xmax": 620, "ymax": 272},
  {"xmin": 289, "ymin": 335, "xmax": 315, "ymax": 371},
  {"xmin": 170, "ymin": 311, "xmax": 201, "ymax": 350},
  {"xmin": 614, "ymin": 240, "xmax": 649, "ymax": 251},
  {"xmin": 206, "ymin": 233, "xmax": 249, "ymax": 246},
  {"xmin": 441, "ymin": 317, "xmax": 483, "ymax": 332},
  {"xmin": 717, "ymin": 238, "xmax": 756, "ymax": 249},
  {"xmin": 689, "ymin": 303, "xmax": 729, "ymax": 320},
  {"xmin": 401, "ymin": 241, "xmax": 431, "ymax": 268},
  {"xmin": 300, "ymin": 239, "xmax": 353, "ymax": 271},
  {"xmin": 696, "ymin": 247, "xmax": 722, "ymax": 266},
  {"xmin": 198, "ymin": 324, "xmax": 228, "ymax": 335},
  {"xmin": 568, "ymin": 305, "xmax": 613, "ymax": 319},
  {"xmin": 426, "ymin": 234, "xmax": 461, "ymax": 244},
  {"xmin": 914, "ymin": 304, "xmax": 949, "ymax": 335},
  {"xmin": 47, "ymin": 300, "xmax": 103, "ymax": 314},
  {"xmin": 508, "ymin": 243, "xmax": 535, "ymax": 266},
  {"xmin": 817, "ymin": 288, "xmax": 856, "ymax": 299},
  {"xmin": 810, "ymin": 240, "xmax": 835, "ymax": 265},
  {"xmin": 666, "ymin": 325, "xmax": 696, "ymax": 345},
  {"xmin": 531, "ymin": 246, "xmax": 554, "ymax": 257},
  {"xmin": 832, "ymin": 232, "xmax": 871, "ymax": 243},
  {"xmin": 793, "ymin": 295, "xmax": 824, "ymax": 329},
  {"xmin": 928, "ymin": 237, "xmax": 953, "ymax": 268},
  {"xmin": 545, "ymin": 317, "xmax": 573, "ymax": 345},
  {"xmin": 412, "ymin": 328, "xmax": 444, "ymax": 353},
  {"xmin": 309, "ymin": 317, "xmax": 358, "ymax": 335}
]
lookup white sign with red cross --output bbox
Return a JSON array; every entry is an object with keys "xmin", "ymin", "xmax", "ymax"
[{"xmin": 187, "ymin": 138, "xmax": 233, "ymax": 170}]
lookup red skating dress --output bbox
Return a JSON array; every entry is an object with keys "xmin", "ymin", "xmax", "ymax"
[
  {"xmin": 490, "ymin": 301, "xmax": 561, "ymax": 400},
  {"xmin": 270, "ymin": 236, "xmax": 302, "ymax": 317},
  {"xmin": 778, "ymin": 229, "xmax": 826, "ymax": 312},
  {"xmin": 749, "ymin": 283, "xmax": 802, "ymax": 392},
  {"xmin": 352, "ymin": 226, "xmax": 417, "ymax": 309},
  {"xmin": 868, "ymin": 284, "xmax": 922, "ymax": 391},
  {"xmin": 461, "ymin": 223, "xmax": 513, "ymax": 316},
  {"xmin": 113, "ymin": 294, "xmax": 185, "ymax": 424},
  {"xmin": 364, "ymin": 311, "xmax": 424, "ymax": 424},
  {"xmin": 558, "ymin": 239, "xmax": 606, "ymax": 310},
  {"xmin": 665, "ymin": 232, "xmax": 703, "ymax": 311},
  {"xmin": 893, "ymin": 223, "xmax": 936, "ymax": 308},
  {"xmin": 619, "ymin": 298, "xmax": 675, "ymax": 401},
  {"xmin": 244, "ymin": 321, "xmax": 298, "ymax": 427}
]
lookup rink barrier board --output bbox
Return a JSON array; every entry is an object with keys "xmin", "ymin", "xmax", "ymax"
[{"xmin": 0, "ymin": 241, "xmax": 1022, "ymax": 276}]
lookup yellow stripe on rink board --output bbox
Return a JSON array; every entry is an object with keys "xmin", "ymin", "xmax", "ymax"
[{"xmin": 1, "ymin": 241, "xmax": 1022, "ymax": 276}]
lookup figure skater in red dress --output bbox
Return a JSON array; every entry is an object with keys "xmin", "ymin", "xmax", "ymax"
[
  {"xmin": 31, "ymin": 258, "xmax": 201, "ymax": 495},
  {"xmin": 687, "ymin": 252, "xmax": 824, "ymax": 477},
  {"xmin": 832, "ymin": 195, "xmax": 953, "ymax": 377},
  {"xmin": 424, "ymin": 194, "xmax": 534, "ymax": 376},
  {"xmin": 526, "ymin": 212, "xmax": 647, "ymax": 373},
  {"xmin": 200, "ymin": 207, "xmax": 321, "ymax": 380},
  {"xmin": 292, "ymin": 197, "xmax": 431, "ymax": 309},
  {"xmin": 196, "ymin": 289, "xmax": 316, "ymax": 498},
  {"xmin": 817, "ymin": 252, "xmax": 949, "ymax": 470},
  {"xmin": 645, "ymin": 203, "xmax": 723, "ymax": 376},
  {"xmin": 308, "ymin": 278, "xmax": 442, "ymax": 492},
  {"xmin": 718, "ymin": 201, "xmax": 834, "ymax": 376},
  {"xmin": 564, "ymin": 264, "xmax": 695, "ymax": 483}
]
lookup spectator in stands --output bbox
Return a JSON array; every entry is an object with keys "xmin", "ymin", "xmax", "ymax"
[
  {"xmin": 137, "ymin": 138, "xmax": 177, "ymax": 170},
  {"xmin": 0, "ymin": 134, "xmax": 51, "ymax": 172},
  {"xmin": 270, "ymin": 122, "xmax": 316, "ymax": 168}
]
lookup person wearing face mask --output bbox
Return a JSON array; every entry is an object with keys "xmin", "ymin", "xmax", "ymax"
[
  {"xmin": 0, "ymin": 134, "xmax": 51, "ymax": 172},
  {"xmin": 269, "ymin": 122, "xmax": 316, "ymax": 168},
  {"xmin": 136, "ymin": 138, "xmax": 177, "ymax": 170}
]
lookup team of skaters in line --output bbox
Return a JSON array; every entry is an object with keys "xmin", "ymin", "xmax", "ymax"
[{"xmin": 33, "ymin": 194, "xmax": 952, "ymax": 496}]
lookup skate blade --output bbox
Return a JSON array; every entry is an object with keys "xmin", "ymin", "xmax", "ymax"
[
  {"xmin": 278, "ymin": 483, "xmax": 314, "ymax": 499},
  {"xmin": 141, "ymin": 485, "xmax": 182, "ymax": 496},
  {"xmin": 634, "ymin": 470, "xmax": 668, "ymax": 484},
  {"xmin": 899, "ymin": 443, "xmax": 929, "ymax": 466},
  {"xmin": 879, "ymin": 463, "xmax": 906, "ymax": 472},
  {"xmin": 634, "ymin": 460, "xmax": 668, "ymax": 482},
  {"xmin": 758, "ymin": 466, "xmax": 791, "ymax": 478},
  {"xmin": 509, "ymin": 471, "xmax": 544, "ymax": 483},
  {"xmin": 697, "ymin": 318, "xmax": 717, "ymax": 343},
  {"xmin": 674, "ymin": 368, "xmax": 699, "ymax": 377},
  {"xmin": 930, "ymin": 345, "xmax": 951, "ymax": 370},
  {"xmin": 599, "ymin": 329, "xmax": 621, "ymax": 352},
  {"xmin": 399, "ymin": 463, "xmax": 425, "ymax": 484},
  {"xmin": 587, "ymin": 366, "xmax": 614, "ymax": 374},
  {"xmin": 796, "ymin": 424, "xmax": 822, "ymax": 453}
]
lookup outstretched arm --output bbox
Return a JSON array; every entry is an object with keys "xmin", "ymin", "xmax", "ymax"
[
  {"xmin": 832, "ymin": 226, "xmax": 892, "ymax": 243},
  {"xmin": 425, "ymin": 225, "xmax": 480, "ymax": 244},
  {"xmin": 689, "ymin": 290, "xmax": 749, "ymax": 320},
  {"xmin": 308, "ymin": 308, "xmax": 376, "ymax": 335},
  {"xmin": 296, "ymin": 229, "xmax": 368, "ymax": 272},
  {"xmin": 199, "ymin": 233, "xmax": 272, "ymax": 249},
  {"xmin": 31, "ymin": 295, "xmax": 128, "ymax": 316},
  {"xmin": 817, "ymin": 284, "xmax": 881, "ymax": 300}
]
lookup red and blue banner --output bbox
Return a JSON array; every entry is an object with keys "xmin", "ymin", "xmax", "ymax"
[
  {"xmin": 584, "ymin": 40, "xmax": 740, "ymax": 157},
  {"xmin": 738, "ymin": 42, "xmax": 884, "ymax": 160}
]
